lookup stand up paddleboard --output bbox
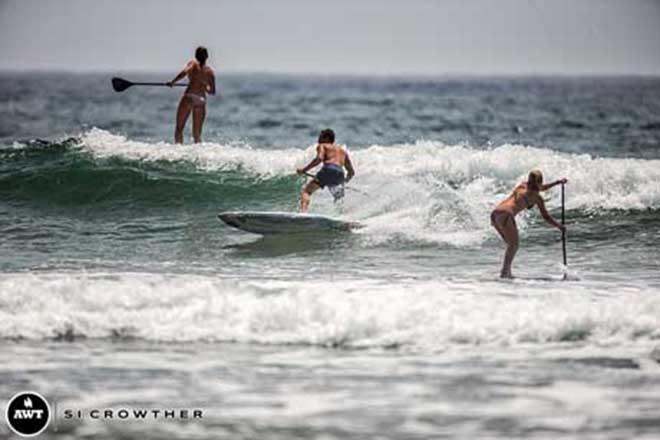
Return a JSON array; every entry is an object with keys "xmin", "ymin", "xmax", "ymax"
[{"xmin": 218, "ymin": 211, "xmax": 360, "ymax": 235}]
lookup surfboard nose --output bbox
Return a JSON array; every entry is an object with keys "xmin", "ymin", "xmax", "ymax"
[{"xmin": 218, "ymin": 212, "xmax": 241, "ymax": 228}]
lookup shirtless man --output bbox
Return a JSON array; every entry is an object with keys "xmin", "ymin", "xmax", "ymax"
[
  {"xmin": 167, "ymin": 46, "xmax": 216, "ymax": 144},
  {"xmin": 296, "ymin": 129, "xmax": 355, "ymax": 213},
  {"xmin": 490, "ymin": 170, "xmax": 567, "ymax": 278}
]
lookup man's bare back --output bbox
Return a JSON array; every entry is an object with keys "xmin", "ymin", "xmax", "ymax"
[{"xmin": 318, "ymin": 143, "xmax": 348, "ymax": 167}]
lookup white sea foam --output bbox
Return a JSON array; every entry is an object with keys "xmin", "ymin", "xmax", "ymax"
[
  {"xmin": 81, "ymin": 129, "xmax": 660, "ymax": 213},
  {"xmin": 81, "ymin": 128, "xmax": 660, "ymax": 246},
  {"xmin": 80, "ymin": 128, "xmax": 308, "ymax": 175},
  {"xmin": 1, "ymin": 271, "xmax": 659, "ymax": 348}
]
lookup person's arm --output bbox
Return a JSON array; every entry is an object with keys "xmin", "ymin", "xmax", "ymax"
[
  {"xmin": 535, "ymin": 197, "xmax": 565, "ymax": 231},
  {"xmin": 166, "ymin": 62, "xmax": 192, "ymax": 87},
  {"xmin": 540, "ymin": 177, "xmax": 567, "ymax": 191},
  {"xmin": 344, "ymin": 151, "xmax": 355, "ymax": 183},
  {"xmin": 296, "ymin": 144, "xmax": 324, "ymax": 175},
  {"xmin": 206, "ymin": 68, "xmax": 217, "ymax": 95}
]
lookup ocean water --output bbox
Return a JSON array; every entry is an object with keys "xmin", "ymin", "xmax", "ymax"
[{"xmin": 1, "ymin": 73, "xmax": 660, "ymax": 439}]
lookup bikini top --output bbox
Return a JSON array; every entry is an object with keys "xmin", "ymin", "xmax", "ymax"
[{"xmin": 518, "ymin": 191, "xmax": 535, "ymax": 210}]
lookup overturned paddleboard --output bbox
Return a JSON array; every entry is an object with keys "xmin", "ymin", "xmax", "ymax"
[{"xmin": 218, "ymin": 211, "xmax": 360, "ymax": 235}]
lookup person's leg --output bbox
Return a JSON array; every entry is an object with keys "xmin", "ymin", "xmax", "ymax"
[
  {"xmin": 499, "ymin": 217, "xmax": 519, "ymax": 278},
  {"xmin": 491, "ymin": 212, "xmax": 508, "ymax": 242},
  {"xmin": 175, "ymin": 97, "xmax": 193, "ymax": 144},
  {"xmin": 299, "ymin": 181, "xmax": 321, "ymax": 213},
  {"xmin": 192, "ymin": 104, "xmax": 206, "ymax": 143}
]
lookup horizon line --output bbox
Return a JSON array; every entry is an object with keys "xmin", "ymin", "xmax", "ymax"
[{"xmin": 1, "ymin": 68, "xmax": 660, "ymax": 80}]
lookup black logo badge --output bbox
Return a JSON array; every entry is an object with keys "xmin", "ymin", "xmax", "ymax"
[{"xmin": 5, "ymin": 391, "xmax": 51, "ymax": 437}]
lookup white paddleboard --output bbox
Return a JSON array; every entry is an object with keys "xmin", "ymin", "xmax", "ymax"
[{"xmin": 218, "ymin": 211, "xmax": 360, "ymax": 235}]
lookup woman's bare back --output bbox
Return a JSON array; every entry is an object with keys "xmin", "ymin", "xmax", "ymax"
[{"xmin": 185, "ymin": 61, "xmax": 214, "ymax": 96}]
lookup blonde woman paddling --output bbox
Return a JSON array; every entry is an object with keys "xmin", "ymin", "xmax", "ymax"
[{"xmin": 491, "ymin": 170, "xmax": 567, "ymax": 278}]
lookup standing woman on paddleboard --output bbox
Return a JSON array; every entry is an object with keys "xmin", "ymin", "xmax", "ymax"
[
  {"xmin": 167, "ymin": 46, "xmax": 216, "ymax": 144},
  {"xmin": 491, "ymin": 170, "xmax": 567, "ymax": 278}
]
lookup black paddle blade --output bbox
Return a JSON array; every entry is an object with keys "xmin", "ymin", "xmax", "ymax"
[{"xmin": 111, "ymin": 77, "xmax": 133, "ymax": 92}]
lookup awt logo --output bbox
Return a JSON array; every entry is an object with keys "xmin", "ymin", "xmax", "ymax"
[{"xmin": 5, "ymin": 391, "xmax": 51, "ymax": 437}]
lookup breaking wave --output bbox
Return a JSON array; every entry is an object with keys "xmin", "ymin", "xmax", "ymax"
[
  {"xmin": 2, "ymin": 128, "xmax": 659, "ymax": 246},
  {"xmin": 0, "ymin": 271, "xmax": 658, "ymax": 348}
]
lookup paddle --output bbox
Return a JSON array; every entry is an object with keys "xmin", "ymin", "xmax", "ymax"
[
  {"xmin": 561, "ymin": 182, "xmax": 567, "ymax": 279},
  {"xmin": 302, "ymin": 172, "xmax": 368, "ymax": 195},
  {"xmin": 111, "ymin": 77, "xmax": 188, "ymax": 93}
]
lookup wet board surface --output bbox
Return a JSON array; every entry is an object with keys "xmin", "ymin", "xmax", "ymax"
[{"xmin": 218, "ymin": 211, "xmax": 359, "ymax": 235}]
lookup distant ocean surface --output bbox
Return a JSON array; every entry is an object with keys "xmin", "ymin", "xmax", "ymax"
[{"xmin": 1, "ymin": 73, "xmax": 660, "ymax": 439}]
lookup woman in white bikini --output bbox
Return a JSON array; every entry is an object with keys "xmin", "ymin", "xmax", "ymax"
[
  {"xmin": 491, "ymin": 170, "xmax": 567, "ymax": 278},
  {"xmin": 167, "ymin": 46, "xmax": 216, "ymax": 144}
]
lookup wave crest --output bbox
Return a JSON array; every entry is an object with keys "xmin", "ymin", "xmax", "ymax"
[
  {"xmin": 1, "ymin": 272, "xmax": 658, "ymax": 348},
  {"xmin": 3, "ymin": 129, "xmax": 659, "ymax": 246}
]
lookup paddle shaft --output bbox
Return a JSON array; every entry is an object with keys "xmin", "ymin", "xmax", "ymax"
[
  {"xmin": 561, "ymin": 182, "xmax": 567, "ymax": 267},
  {"xmin": 130, "ymin": 82, "xmax": 187, "ymax": 87},
  {"xmin": 111, "ymin": 77, "xmax": 189, "ymax": 92}
]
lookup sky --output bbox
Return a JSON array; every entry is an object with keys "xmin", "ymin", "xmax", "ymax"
[{"xmin": 0, "ymin": 0, "xmax": 659, "ymax": 75}]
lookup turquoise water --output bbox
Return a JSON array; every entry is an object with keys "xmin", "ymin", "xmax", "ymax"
[{"xmin": 1, "ymin": 73, "xmax": 660, "ymax": 439}]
